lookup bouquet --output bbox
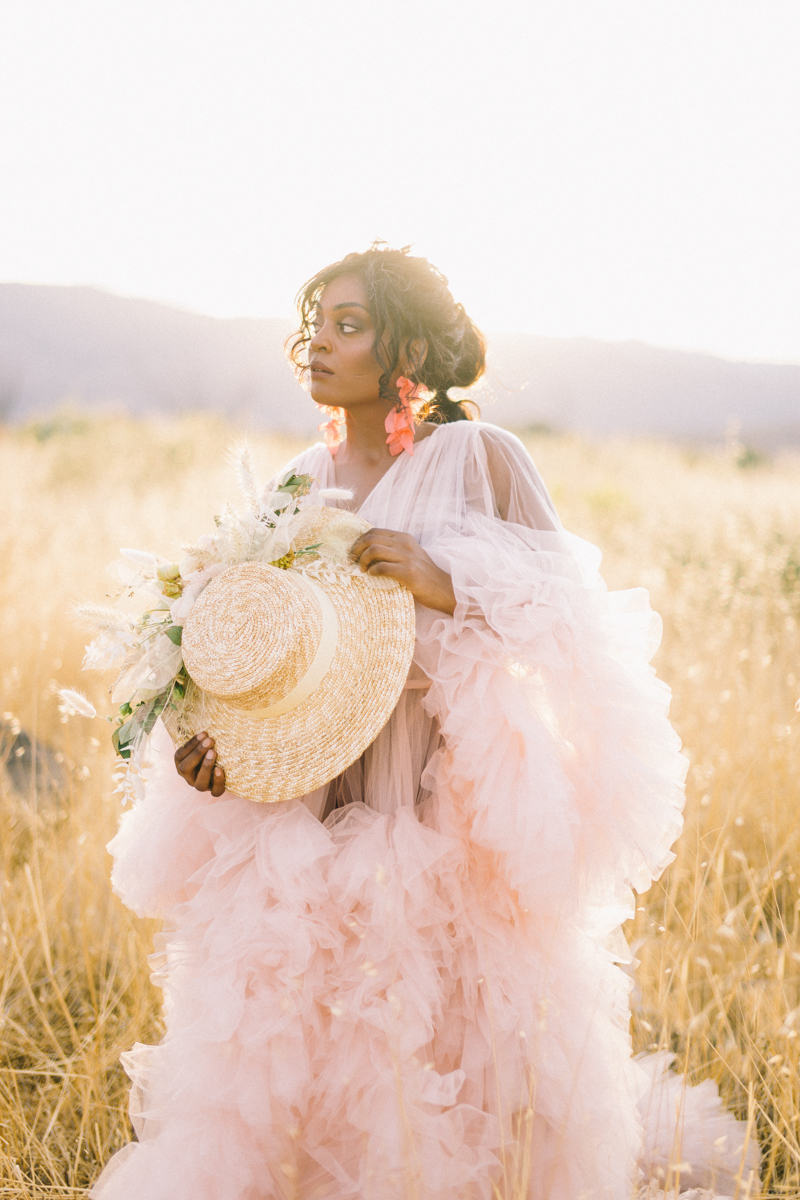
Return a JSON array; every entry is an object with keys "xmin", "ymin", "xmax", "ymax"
[{"xmin": 69, "ymin": 446, "xmax": 369, "ymax": 803}]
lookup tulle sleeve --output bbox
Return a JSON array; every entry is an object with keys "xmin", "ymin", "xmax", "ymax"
[
  {"xmin": 474, "ymin": 423, "xmax": 561, "ymax": 532},
  {"xmin": 414, "ymin": 423, "xmax": 685, "ymax": 913}
]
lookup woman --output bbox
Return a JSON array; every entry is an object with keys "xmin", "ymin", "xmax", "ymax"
[{"xmin": 93, "ymin": 246, "xmax": 694, "ymax": 1200}]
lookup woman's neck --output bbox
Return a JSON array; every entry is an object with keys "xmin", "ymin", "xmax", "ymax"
[
  {"xmin": 330, "ymin": 401, "xmax": 438, "ymax": 507},
  {"xmin": 340, "ymin": 401, "xmax": 393, "ymax": 466}
]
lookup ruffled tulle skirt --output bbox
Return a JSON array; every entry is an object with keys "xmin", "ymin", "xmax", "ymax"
[
  {"xmin": 90, "ymin": 722, "xmax": 633, "ymax": 1199},
  {"xmin": 91, "ymin": 500, "xmax": 759, "ymax": 1199},
  {"xmin": 90, "ymin": 722, "xmax": 756, "ymax": 1200}
]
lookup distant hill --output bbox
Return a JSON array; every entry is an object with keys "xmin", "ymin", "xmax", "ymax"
[
  {"xmin": 0, "ymin": 284, "xmax": 311, "ymax": 433},
  {"xmin": 1, "ymin": 283, "xmax": 799, "ymax": 445},
  {"xmin": 484, "ymin": 334, "xmax": 800, "ymax": 446}
]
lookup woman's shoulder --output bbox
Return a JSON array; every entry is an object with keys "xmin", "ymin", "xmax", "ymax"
[
  {"xmin": 430, "ymin": 419, "xmax": 531, "ymax": 462},
  {"xmin": 430, "ymin": 419, "xmax": 558, "ymax": 529},
  {"xmin": 272, "ymin": 440, "xmax": 329, "ymax": 483}
]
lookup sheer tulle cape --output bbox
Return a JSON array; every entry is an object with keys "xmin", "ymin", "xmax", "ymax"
[{"xmin": 92, "ymin": 423, "xmax": 751, "ymax": 1200}]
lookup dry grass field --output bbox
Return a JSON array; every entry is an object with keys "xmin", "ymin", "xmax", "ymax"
[{"xmin": 1, "ymin": 413, "xmax": 800, "ymax": 1197}]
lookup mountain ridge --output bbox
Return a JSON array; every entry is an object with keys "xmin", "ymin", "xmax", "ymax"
[{"xmin": 1, "ymin": 283, "xmax": 798, "ymax": 445}]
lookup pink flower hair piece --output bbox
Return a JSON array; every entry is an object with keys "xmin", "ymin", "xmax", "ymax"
[{"xmin": 385, "ymin": 376, "xmax": 418, "ymax": 457}]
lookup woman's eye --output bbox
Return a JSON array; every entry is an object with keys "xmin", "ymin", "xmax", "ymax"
[{"xmin": 339, "ymin": 322, "xmax": 359, "ymax": 334}]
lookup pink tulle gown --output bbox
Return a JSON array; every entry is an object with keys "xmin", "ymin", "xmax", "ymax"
[{"xmin": 91, "ymin": 423, "xmax": 755, "ymax": 1200}]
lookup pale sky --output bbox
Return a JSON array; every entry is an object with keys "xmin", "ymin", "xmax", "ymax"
[{"xmin": 1, "ymin": 0, "xmax": 799, "ymax": 362}]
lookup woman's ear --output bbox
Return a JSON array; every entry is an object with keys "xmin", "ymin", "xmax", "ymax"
[{"xmin": 402, "ymin": 337, "xmax": 428, "ymax": 375}]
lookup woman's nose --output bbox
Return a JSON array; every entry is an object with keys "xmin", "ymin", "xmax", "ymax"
[{"xmin": 309, "ymin": 323, "xmax": 330, "ymax": 352}]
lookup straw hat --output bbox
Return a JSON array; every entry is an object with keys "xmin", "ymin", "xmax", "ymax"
[{"xmin": 163, "ymin": 512, "xmax": 416, "ymax": 804}]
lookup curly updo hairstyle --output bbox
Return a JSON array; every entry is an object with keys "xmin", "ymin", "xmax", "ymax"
[{"xmin": 289, "ymin": 242, "xmax": 486, "ymax": 423}]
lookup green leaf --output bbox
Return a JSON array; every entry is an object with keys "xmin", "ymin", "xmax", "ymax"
[
  {"xmin": 116, "ymin": 715, "xmax": 139, "ymax": 745},
  {"xmin": 164, "ymin": 625, "xmax": 183, "ymax": 646},
  {"xmin": 277, "ymin": 471, "xmax": 313, "ymax": 500},
  {"xmin": 111, "ymin": 726, "xmax": 131, "ymax": 758},
  {"xmin": 142, "ymin": 692, "xmax": 169, "ymax": 736}
]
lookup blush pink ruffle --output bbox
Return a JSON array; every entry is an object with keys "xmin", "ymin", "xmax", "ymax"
[{"xmin": 91, "ymin": 422, "xmax": 757, "ymax": 1200}]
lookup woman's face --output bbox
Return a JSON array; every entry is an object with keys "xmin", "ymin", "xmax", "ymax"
[{"xmin": 307, "ymin": 273, "xmax": 387, "ymax": 411}]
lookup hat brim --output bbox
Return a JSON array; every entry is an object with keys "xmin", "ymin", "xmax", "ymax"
[{"xmin": 164, "ymin": 571, "xmax": 416, "ymax": 803}]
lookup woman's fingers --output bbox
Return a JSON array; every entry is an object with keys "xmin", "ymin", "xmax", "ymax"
[
  {"xmin": 175, "ymin": 732, "xmax": 205, "ymax": 766},
  {"xmin": 178, "ymin": 740, "xmax": 212, "ymax": 779},
  {"xmin": 194, "ymin": 748, "xmax": 217, "ymax": 791},
  {"xmin": 349, "ymin": 529, "xmax": 424, "ymax": 590},
  {"xmin": 174, "ymin": 732, "xmax": 226, "ymax": 796},
  {"xmin": 366, "ymin": 559, "xmax": 404, "ymax": 578},
  {"xmin": 174, "ymin": 732, "xmax": 218, "ymax": 788},
  {"xmin": 357, "ymin": 544, "xmax": 406, "ymax": 572},
  {"xmin": 349, "ymin": 528, "xmax": 380, "ymax": 558},
  {"xmin": 352, "ymin": 533, "xmax": 409, "ymax": 571},
  {"xmin": 350, "ymin": 528, "xmax": 410, "ymax": 562}
]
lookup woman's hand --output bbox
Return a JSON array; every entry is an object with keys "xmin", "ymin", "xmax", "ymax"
[
  {"xmin": 174, "ymin": 732, "xmax": 227, "ymax": 797},
  {"xmin": 350, "ymin": 528, "xmax": 456, "ymax": 615}
]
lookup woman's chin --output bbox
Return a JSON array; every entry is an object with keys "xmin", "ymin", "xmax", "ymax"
[{"xmin": 308, "ymin": 380, "xmax": 338, "ymax": 406}]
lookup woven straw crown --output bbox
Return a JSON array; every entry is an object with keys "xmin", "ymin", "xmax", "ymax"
[{"xmin": 181, "ymin": 565, "xmax": 324, "ymax": 710}]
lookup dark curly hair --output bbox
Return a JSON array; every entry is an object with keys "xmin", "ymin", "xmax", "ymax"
[{"xmin": 288, "ymin": 242, "xmax": 485, "ymax": 424}]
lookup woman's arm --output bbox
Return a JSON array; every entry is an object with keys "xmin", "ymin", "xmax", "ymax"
[{"xmin": 349, "ymin": 529, "xmax": 456, "ymax": 615}]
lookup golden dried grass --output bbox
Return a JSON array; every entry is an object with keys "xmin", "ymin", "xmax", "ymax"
[{"xmin": 1, "ymin": 414, "xmax": 799, "ymax": 1196}]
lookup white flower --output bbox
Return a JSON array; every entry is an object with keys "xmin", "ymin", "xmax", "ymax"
[
  {"xmin": 260, "ymin": 490, "xmax": 294, "ymax": 515},
  {"xmin": 83, "ymin": 630, "xmax": 135, "ymax": 671},
  {"xmin": 120, "ymin": 547, "xmax": 161, "ymax": 568},
  {"xmin": 106, "ymin": 558, "xmax": 156, "ymax": 589},
  {"xmin": 169, "ymin": 562, "xmax": 226, "ymax": 623},
  {"xmin": 222, "ymin": 510, "xmax": 264, "ymax": 564},
  {"xmin": 259, "ymin": 506, "xmax": 297, "ymax": 563},
  {"xmin": 111, "ymin": 633, "xmax": 183, "ymax": 704}
]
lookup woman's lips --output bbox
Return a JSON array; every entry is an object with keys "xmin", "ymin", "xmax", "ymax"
[{"xmin": 309, "ymin": 361, "xmax": 333, "ymax": 375}]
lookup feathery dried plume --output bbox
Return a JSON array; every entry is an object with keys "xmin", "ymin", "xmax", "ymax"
[
  {"xmin": 231, "ymin": 441, "xmax": 260, "ymax": 513},
  {"xmin": 226, "ymin": 513, "xmax": 260, "ymax": 564},
  {"xmin": 318, "ymin": 487, "xmax": 354, "ymax": 501},
  {"xmin": 73, "ymin": 602, "xmax": 136, "ymax": 633},
  {"xmin": 57, "ymin": 688, "xmax": 97, "ymax": 719},
  {"xmin": 317, "ymin": 511, "xmax": 369, "ymax": 566}
]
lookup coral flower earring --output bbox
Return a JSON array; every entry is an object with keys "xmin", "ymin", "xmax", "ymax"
[
  {"xmin": 318, "ymin": 406, "xmax": 346, "ymax": 456},
  {"xmin": 385, "ymin": 377, "xmax": 418, "ymax": 457}
]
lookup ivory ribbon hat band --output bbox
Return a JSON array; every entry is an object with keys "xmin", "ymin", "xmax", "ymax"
[
  {"xmin": 241, "ymin": 574, "xmax": 339, "ymax": 720},
  {"xmin": 164, "ymin": 546, "xmax": 416, "ymax": 805}
]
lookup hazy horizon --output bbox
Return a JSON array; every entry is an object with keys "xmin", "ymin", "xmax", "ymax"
[{"xmin": 4, "ymin": 277, "xmax": 800, "ymax": 369}]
